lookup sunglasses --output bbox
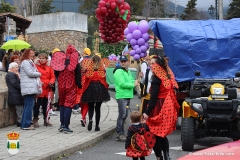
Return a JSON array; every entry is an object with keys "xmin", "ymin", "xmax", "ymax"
[{"xmin": 120, "ymin": 60, "xmax": 127, "ymax": 63}]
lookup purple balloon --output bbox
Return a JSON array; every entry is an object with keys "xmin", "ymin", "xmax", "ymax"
[
  {"xmin": 130, "ymin": 50, "xmax": 135, "ymax": 56},
  {"xmin": 132, "ymin": 30, "xmax": 142, "ymax": 39},
  {"xmin": 140, "ymin": 53, "xmax": 145, "ymax": 58},
  {"xmin": 126, "ymin": 33, "xmax": 132, "ymax": 42},
  {"xmin": 135, "ymin": 48, "xmax": 141, "ymax": 54},
  {"xmin": 140, "ymin": 45, "xmax": 147, "ymax": 53},
  {"xmin": 142, "ymin": 33, "xmax": 150, "ymax": 41},
  {"xmin": 137, "ymin": 38, "xmax": 145, "ymax": 46},
  {"xmin": 138, "ymin": 22, "xmax": 149, "ymax": 34},
  {"xmin": 124, "ymin": 28, "xmax": 129, "ymax": 36},
  {"xmin": 145, "ymin": 42, "xmax": 150, "ymax": 49},
  {"xmin": 133, "ymin": 54, "xmax": 140, "ymax": 60},
  {"xmin": 130, "ymin": 39, "xmax": 137, "ymax": 46},
  {"xmin": 128, "ymin": 21, "xmax": 138, "ymax": 33},
  {"xmin": 139, "ymin": 20, "xmax": 148, "ymax": 25},
  {"xmin": 133, "ymin": 45, "xmax": 139, "ymax": 50}
]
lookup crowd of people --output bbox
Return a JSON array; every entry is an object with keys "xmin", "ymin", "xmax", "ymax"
[{"xmin": 1, "ymin": 44, "xmax": 179, "ymax": 160}]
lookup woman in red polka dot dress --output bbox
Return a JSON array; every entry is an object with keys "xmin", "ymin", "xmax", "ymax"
[{"xmin": 142, "ymin": 55, "xmax": 180, "ymax": 160}]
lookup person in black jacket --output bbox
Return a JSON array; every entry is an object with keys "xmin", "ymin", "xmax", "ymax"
[
  {"xmin": 125, "ymin": 111, "xmax": 152, "ymax": 160},
  {"xmin": 5, "ymin": 62, "xmax": 24, "ymax": 127}
]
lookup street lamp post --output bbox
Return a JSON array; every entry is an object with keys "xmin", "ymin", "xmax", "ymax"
[{"xmin": 208, "ymin": 5, "xmax": 215, "ymax": 18}]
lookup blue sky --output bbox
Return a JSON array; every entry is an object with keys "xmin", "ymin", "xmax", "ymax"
[{"xmin": 173, "ymin": 0, "xmax": 231, "ymax": 10}]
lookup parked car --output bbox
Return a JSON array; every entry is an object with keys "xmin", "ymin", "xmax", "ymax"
[{"xmin": 178, "ymin": 140, "xmax": 240, "ymax": 160}]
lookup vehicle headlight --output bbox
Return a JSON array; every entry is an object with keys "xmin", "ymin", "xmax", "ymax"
[
  {"xmin": 237, "ymin": 105, "xmax": 240, "ymax": 113},
  {"xmin": 213, "ymin": 88, "xmax": 223, "ymax": 94},
  {"xmin": 192, "ymin": 103, "xmax": 203, "ymax": 111}
]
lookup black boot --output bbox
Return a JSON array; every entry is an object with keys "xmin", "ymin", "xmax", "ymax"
[
  {"xmin": 163, "ymin": 151, "xmax": 171, "ymax": 160},
  {"xmin": 88, "ymin": 120, "xmax": 93, "ymax": 131},
  {"xmin": 157, "ymin": 156, "xmax": 164, "ymax": 160}
]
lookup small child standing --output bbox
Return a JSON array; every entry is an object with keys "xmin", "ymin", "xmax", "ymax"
[{"xmin": 125, "ymin": 111, "xmax": 155, "ymax": 160}]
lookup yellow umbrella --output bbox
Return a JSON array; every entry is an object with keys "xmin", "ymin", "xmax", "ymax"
[{"xmin": 1, "ymin": 39, "xmax": 31, "ymax": 50}]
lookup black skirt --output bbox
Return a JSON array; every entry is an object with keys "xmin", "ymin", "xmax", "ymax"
[{"xmin": 81, "ymin": 81, "xmax": 110, "ymax": 103}]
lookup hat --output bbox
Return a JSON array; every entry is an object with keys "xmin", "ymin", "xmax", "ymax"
[
  {"xmin": 84, "ymin": 48, "xmax": 91, "ymax": 56},
  {"xmin": 9, "ymin": 62, "xmax": 18, "ymax": 69},
  {"xmin": 52, "ymin": 48, "xmax": 60, "ymax": 54},
  {"xmin": 95, "ymin": 53, "xmax": 101, "ymax": 58},
  {"xmin": 120, "ymin": 55, "xmax": 128, "ymax": 61}
]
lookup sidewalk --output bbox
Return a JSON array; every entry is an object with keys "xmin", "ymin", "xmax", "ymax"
[{"xmin": 0, "ymin": 98, "xmax": 118, "ymax": 160}]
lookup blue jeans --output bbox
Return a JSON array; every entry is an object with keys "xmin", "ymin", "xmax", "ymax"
[
  {"xmin": 21, "ymin": 94, "xmax": 35, "ymax": 128},
  {"xmin": 116, "ymin": 99, "xmax": 130, "ymax": 135},
  {"xmin": 60, "ymin": 106, "xmax": 72, "ymax": 128}
]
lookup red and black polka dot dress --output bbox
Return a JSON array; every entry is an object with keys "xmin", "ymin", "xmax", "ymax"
[{"xmin": 146, "ymin": 64, "xmax": 180, "ymax": 137}]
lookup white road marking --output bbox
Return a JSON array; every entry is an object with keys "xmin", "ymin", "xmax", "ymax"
[{"xmin": 115, "ymin": 151, "xmax": 155, "ymax": 156}]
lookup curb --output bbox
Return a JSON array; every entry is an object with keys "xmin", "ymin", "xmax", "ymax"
[{"xmin": 35, "ymin": 126, "xmax": 116, "ymax": 160}]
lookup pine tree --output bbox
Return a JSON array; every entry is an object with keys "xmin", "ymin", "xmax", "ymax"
[
  {"xmin": 180, "ymin": 0, "xmax": 198, "ymax": 20},
  {"xmin": 0, "ymin": 1, "xmax": 17, "ymax": 13},
  {"xmin": 226, "ymin": 0, "xmax": 240, "ymax": 19}
]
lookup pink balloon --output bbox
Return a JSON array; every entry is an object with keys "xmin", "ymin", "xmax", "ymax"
[{"xmin": 101, "ymin": 7, "xmax": 107, "ymax": 13}]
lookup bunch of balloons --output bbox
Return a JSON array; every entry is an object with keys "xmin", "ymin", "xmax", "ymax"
[
  {"xmin": 124, "ymin": 20, "xmax": 150, "ymax": 60},
  {"xmin": 96, "ymin": 0, "xmax": 131, "ymax": 43},
  {"xmin": 108, "ymin": 54, "xmax": 119, "ymax": 61}
]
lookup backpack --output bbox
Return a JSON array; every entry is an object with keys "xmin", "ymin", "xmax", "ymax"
[{"xmin": 131, "ymin": 124, "xmax": 156, "ymax": 152}]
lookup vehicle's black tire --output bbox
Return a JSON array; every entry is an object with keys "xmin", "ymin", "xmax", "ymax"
[
  {"xmin": 181, "ymin": 117, "xmax": 195, "ymax": 151},
  {"xmin": 232, "ymin": 138, "xmax": 239, "ymax": 141}
]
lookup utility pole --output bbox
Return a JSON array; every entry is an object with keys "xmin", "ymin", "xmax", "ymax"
[
  {"xmin": 32, "ymin": 0, "xmax": 33, "ymax": 15},
  {"xmin": 218, "ymin": 0, "xmax": 223, "ymax": 19},
  {"xmin": 146, "ymin": 0, "xmax": 149, "ymax": 21},
  {"xmin": 62, "ymin": 0, "xmax": 64, "ymax": 11},
  {"xmin": 215, "ymin": 0, "xmax": 218, "ymax": 19},
  {"xmin": 174, "ymin": 0, "xmax": 178, "ymax": 18}
]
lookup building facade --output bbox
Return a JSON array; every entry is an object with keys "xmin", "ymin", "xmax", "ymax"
[{"xmin": 27, "ymin": 12, "xmax": 88, "ymax": 53}]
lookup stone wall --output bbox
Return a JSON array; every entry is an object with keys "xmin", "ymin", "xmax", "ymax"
[
  {"xmin": 26, "ymin": 12, "xmax": 88, "ymax": 52},
  {"xmin": 28, "ymin": 30, "xmax": 87, "ymax": 52},
  {"xmin": 0, "ymin": 71, "xmax": 17, "ymax": 128}
]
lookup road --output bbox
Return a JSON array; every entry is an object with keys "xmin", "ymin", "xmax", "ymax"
[{"xmin": 62, "ymin": 89, "xmax": 233, "ymax": 160}]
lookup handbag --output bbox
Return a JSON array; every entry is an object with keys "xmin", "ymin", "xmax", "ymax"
[{"xmin": 36, "ymin": 77, "xmax": 43, "ymax": 95}]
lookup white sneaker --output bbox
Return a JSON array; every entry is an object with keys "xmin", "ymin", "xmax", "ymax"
[
  {"xmin": 49, "ymin": 109, "xmax": 58, "ymax": 116},
  {"xmin": 72, "ymin": 109, "xmax": 79, "ymax": 114}
]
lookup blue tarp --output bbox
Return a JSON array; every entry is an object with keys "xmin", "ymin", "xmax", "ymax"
[{"xmin": 149, "ymin": 19, "xmax": 240, "ymax": 82}]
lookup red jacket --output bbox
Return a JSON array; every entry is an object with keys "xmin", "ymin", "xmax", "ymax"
[{"xmin": 36, "ymin": 63, "xmax": 55, "ymax": 98}]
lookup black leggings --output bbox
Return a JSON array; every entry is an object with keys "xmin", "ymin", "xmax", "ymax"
[
  {"xmin": 153, "ymin": 136, "xmax": 169, "ymax": 157},
  {"xmin": 88, "ymin": 102, "xmax": 102, "ymax": 127},
  {"xmin": 34, "ymin": 97, "xmax": 48, "ymax": 119},
  {"xmin": 133, "ymin": 157, "xmax": 145, "ymax": 160}
]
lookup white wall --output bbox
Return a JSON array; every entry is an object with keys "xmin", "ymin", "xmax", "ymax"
[{"xmin": 27, "ymin": 12, "xmax": 88, "ymax": 34}]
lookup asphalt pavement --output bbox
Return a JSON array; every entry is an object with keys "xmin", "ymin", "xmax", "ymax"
[{"xmin": 62, "ymin": 90, "xmax": 233, "ymax": 160}]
